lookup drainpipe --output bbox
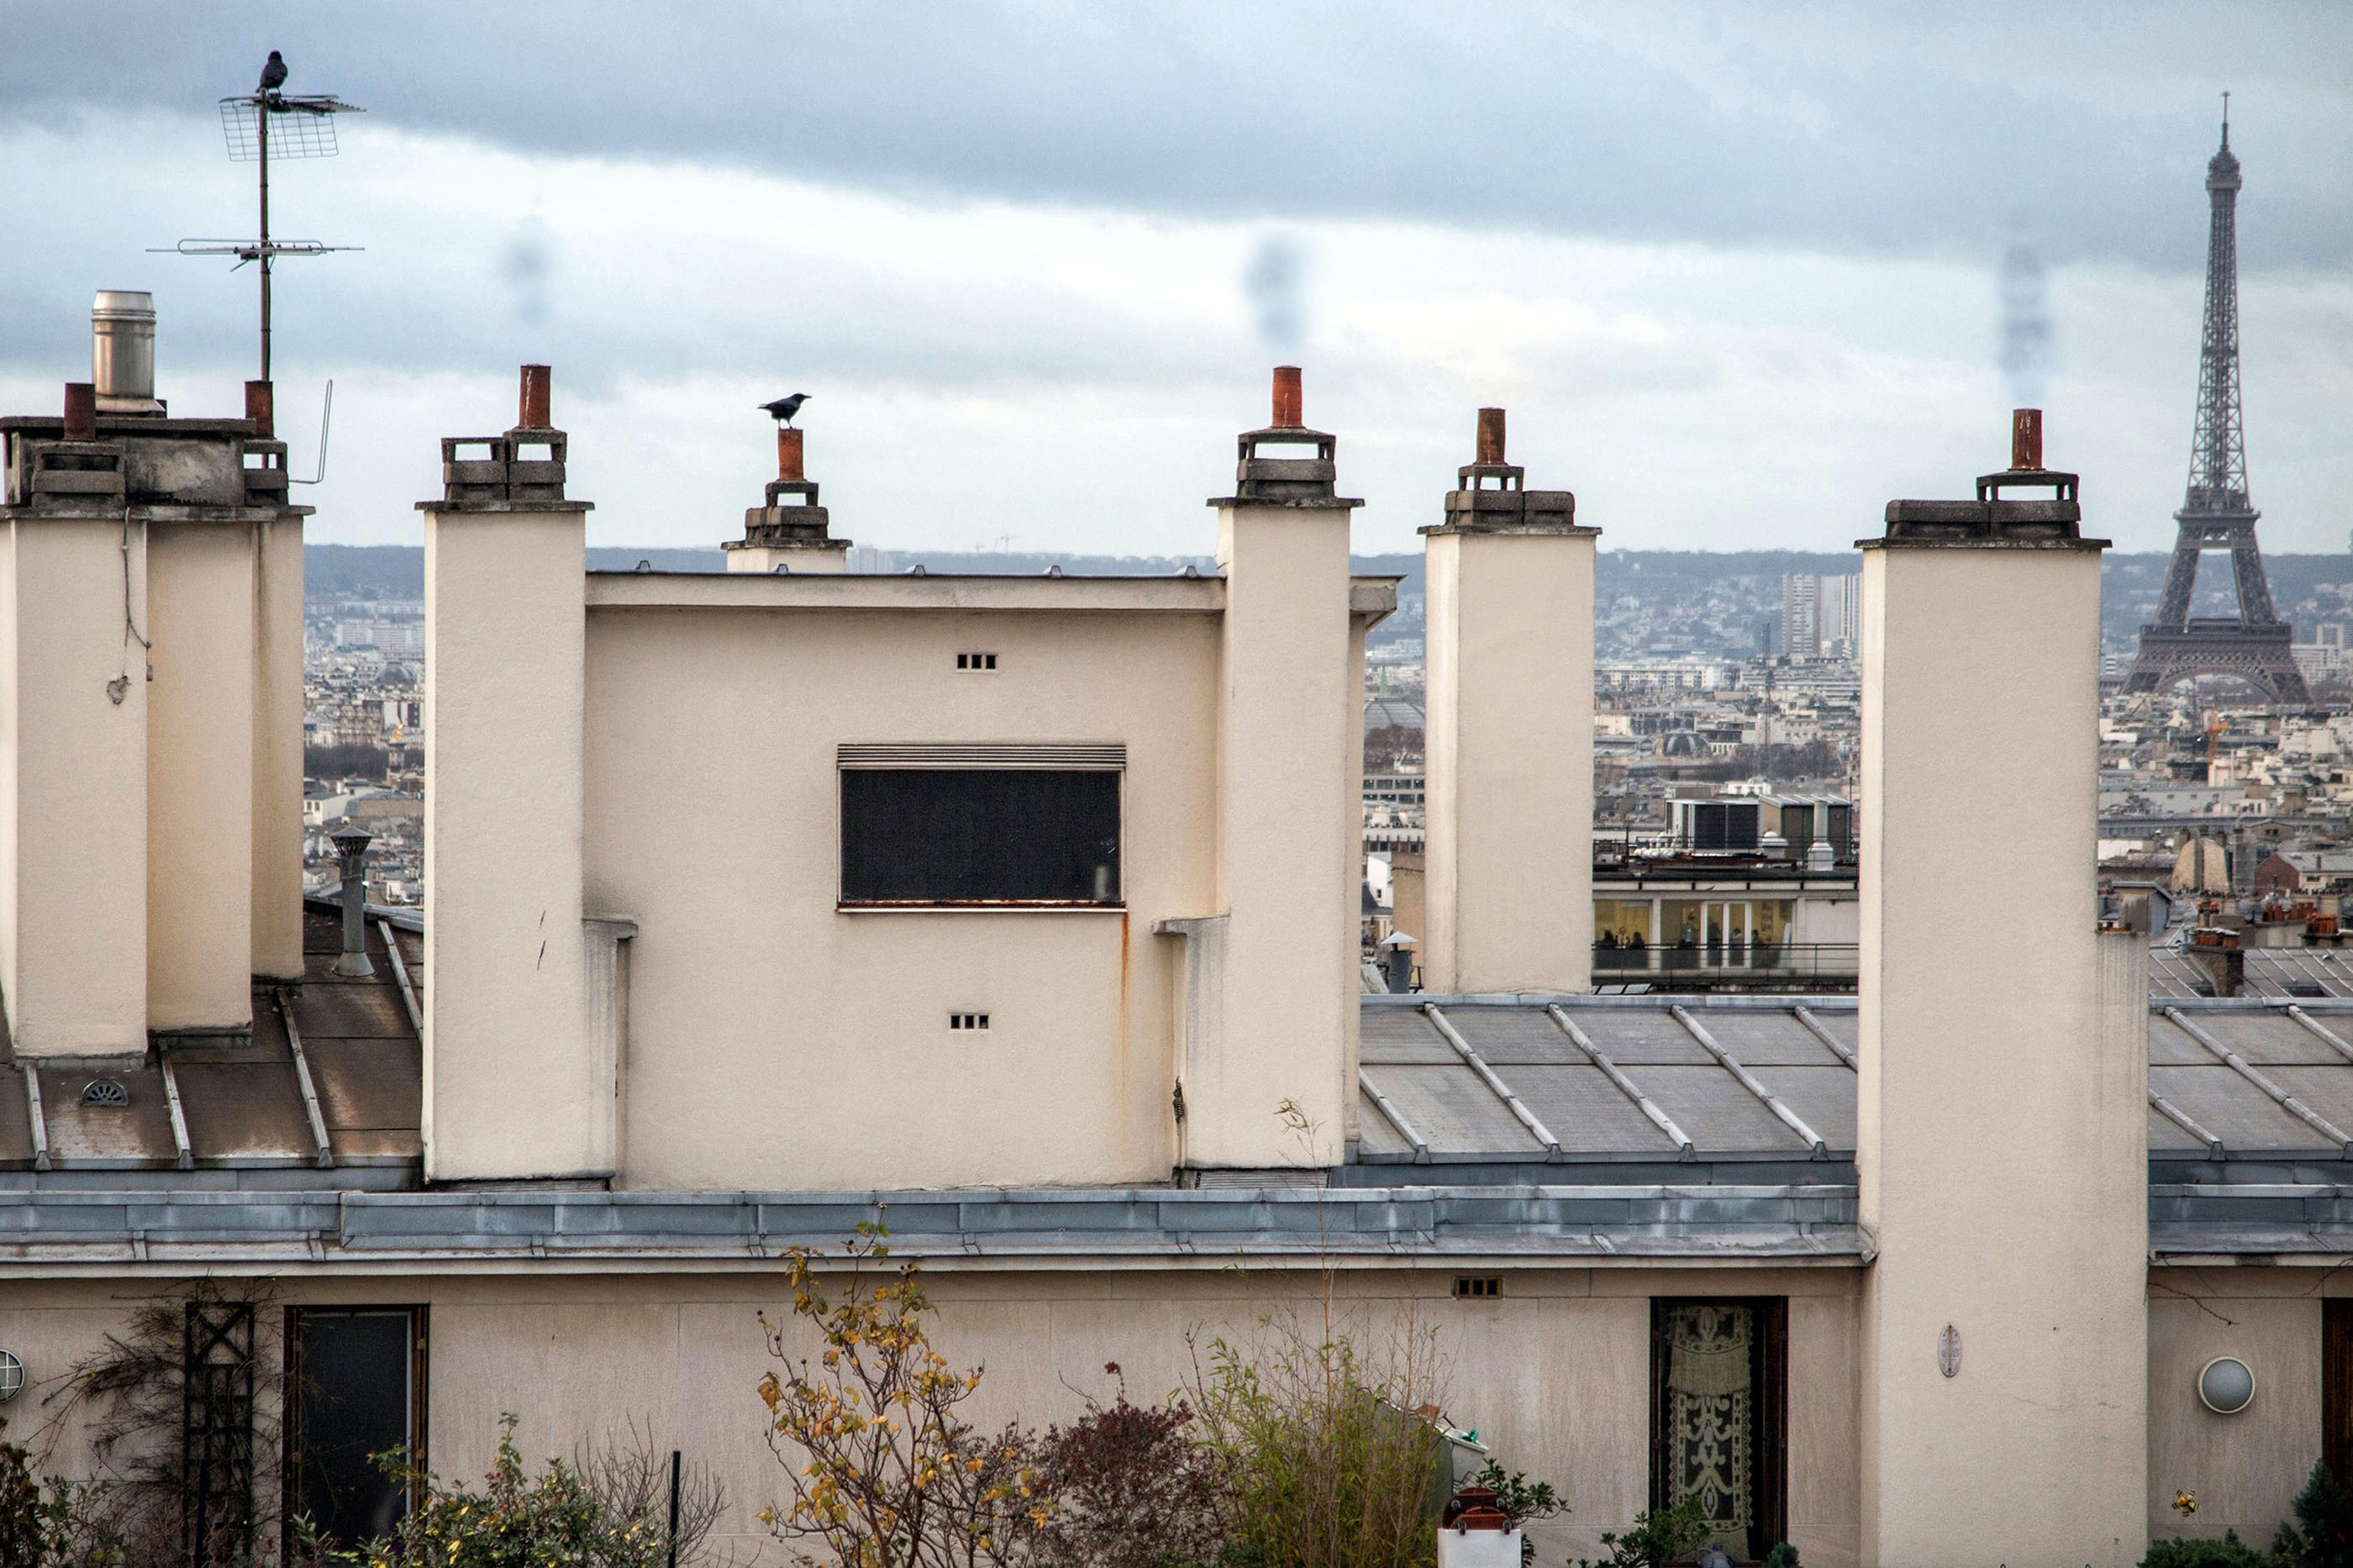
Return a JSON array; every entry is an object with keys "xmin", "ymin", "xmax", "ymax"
[{"xmin": 328, "ymin": 823, "xmax": 375, "ymax": 977}]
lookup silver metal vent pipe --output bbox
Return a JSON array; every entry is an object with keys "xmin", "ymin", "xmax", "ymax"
[{"xmin": 92, "ymin": 290, "xmax": 161, "ymax": 413}]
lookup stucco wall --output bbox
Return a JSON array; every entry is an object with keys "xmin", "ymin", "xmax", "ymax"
[
  {"xmin": 2146, "ymin": 1285, "xmax": 2324, "ymax": 1549},
  {"xmin": 0, "ymin": 1263, "xmax": 1862, "ymax": 1566},
  {"xmin": 581, "ymin": 603, "xmax": 1222, "ymax": 1190}
]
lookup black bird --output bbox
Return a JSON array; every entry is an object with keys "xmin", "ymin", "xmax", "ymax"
[
  {"xmin": 258, "ymin": 50, "xmax": 288, "ymax": 92},
  {"xmin": 759, "ymin": 393, "xmax": 810, "ymax": 428}
]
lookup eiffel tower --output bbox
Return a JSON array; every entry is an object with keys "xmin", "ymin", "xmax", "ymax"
[{"xmin": 2123, "ymin": 107, "xmax": 2308, "ymax": 703}]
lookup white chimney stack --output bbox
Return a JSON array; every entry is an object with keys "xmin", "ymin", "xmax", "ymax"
[
  {"xmin": 1856, "ymin": 411, "xmax": 2146, "ymax": 1560},
  {"xmin": 1421, "ymin": 408, "xmax": 1598, "ymax": 995}
]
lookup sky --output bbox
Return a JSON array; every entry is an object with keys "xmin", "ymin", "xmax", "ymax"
[{"xmin": 2, "ymin": 1, "xmax": 2347, "ymax": 557}]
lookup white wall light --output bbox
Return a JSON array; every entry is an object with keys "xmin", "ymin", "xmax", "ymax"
[{"xmin": 2198, "ymin": 1356, "xmax": 2255, "ymax": 1414}]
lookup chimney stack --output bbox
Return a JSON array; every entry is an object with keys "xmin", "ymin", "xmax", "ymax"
[
  {"xmin": 726, "ymin": 422, "xmax": 847, "ymax": 573},
  {"xmin": 1271, "ymin": 365, "xmax": 1303, "ymax": 429},
  {"xmin": 1175, "ymin": 367, "xmax": 1362, "ymax": 1169},
  {"xmin": 91, "ymin": 291, "xmax": 162, "ymax": 415},
  {"xmin": 517, "ymin": 364, "xmax": 552, "ymax": 431},
  {"xmin": 1420, "ymin": 408, "xmax": 1597, "ymax": 994},
  {"xmin": 2010, "ymin": 406, "xmax": 2042, "ymax": 471},
  {"xmin": 1474, "ymin": 407, "xmax": 1506, "ymax": 466},
  {"xmin": 61, "ymin": 382, "xmax": 96, "ymax": 442},
  {"xmin": 1856, "ymin": 417, "xmax": 2142, "ymax": 1560}
]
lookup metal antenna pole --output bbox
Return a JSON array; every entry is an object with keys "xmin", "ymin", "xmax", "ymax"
[
  {"xmin": 159, "ymin": 66, "xmax": 362, "ymax": 387},
  {"xmin": 258, "ymin": 94, "xmax": 271, "ymax": 380}
]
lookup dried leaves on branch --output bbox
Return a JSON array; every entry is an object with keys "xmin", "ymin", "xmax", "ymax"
[{"xmin": 757, "ymin": 1226, "xmax": 1043, "ymax": 1568}]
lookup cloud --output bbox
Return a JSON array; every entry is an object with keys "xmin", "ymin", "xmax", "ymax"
[{"xmin": 1, "ymin": 1, "xmax": 2346, "ymax": 269}]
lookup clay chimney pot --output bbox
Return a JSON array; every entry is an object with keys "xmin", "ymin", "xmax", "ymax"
[
  {"xmin": 2011, "ymin": 408, "xmax": 2043, "ymax": 471},
  {"xmin": 1271, "ymin": 366, "xmax": 1303, "ymax": 429},
  {"xmin": 62, "ymin": 382, "xmax": 96, "ymax": 442},
  {"xmin": 519, "ymin": 364, "xmax": 552, "ymax": 430},
  {"xmin": 1476, "ymin": 407, "xmax": 1507, "ymax": 466}
]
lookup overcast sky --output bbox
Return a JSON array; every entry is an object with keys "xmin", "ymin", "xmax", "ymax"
[{"xmin": 3, "ymin": 1, "xmax": 2347, "ymax": 556}]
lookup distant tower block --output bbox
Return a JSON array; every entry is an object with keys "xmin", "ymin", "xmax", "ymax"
[{"xmin": 2124, "ymin": 113, "xmax": 2308, "ymax": 703}]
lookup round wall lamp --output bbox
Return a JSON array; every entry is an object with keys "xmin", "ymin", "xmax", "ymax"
[
  {"xmin": 0, "ymin": 1349, "xmax": 23, "ymax": 1402},
  {"xmin": 2198, "ymin": 1355, "xmax": 2256, "ymax": 1414}
]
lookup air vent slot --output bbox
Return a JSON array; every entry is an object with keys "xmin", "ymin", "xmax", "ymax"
[
  {"xmin": 81, "ymin": 1077, "xmax": 130, "ymax": 1108},
  {"xmin": 955, "ymin": 653, "xmax": 998, "ymax": 671},
  {"xmin": 950, "ymin": 1013, "xmax": 991, "ymax": 1033},
  {"xmin": 1451, "ymin": 1276, "xmax": 1501, "ymax": 1299}
]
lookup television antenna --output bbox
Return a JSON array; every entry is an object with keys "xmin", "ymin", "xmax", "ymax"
[{"xmin": 152, "ymin": 54, "xmax": 363, "ymax": 381}]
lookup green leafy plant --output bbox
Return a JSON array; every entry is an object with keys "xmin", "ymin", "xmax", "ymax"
[
  {"xmin": 2274, "ymin": 1460, "xmax": 2353, "ymax": 1568},
  {"xmin": 298, "ymin": 1413, "xmax": 724, "ymax": 1566},
  {"xmin": 2141, "ymin": 1529, "xmax": 2272, "ymax": 1568},
  {"xmin": 1571, "ymin": 1495, "xmax": 1709, "ymax": 1568},
  {"xmin": 1186, "ymin": 1313, "xmax": 1447, "ymax": 1568},
  {"xmin": 755, "ymin": 1226, "xmax": 1043, "ymax": 1568},
  {"xmin": 1761, "ymin": 1544, "xmax": 1803, "ymax": 1568}
]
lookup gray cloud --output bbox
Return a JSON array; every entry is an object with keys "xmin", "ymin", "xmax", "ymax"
[{"xmin": 1, "ymin": 1, "xmax": 2346, "ymax": 271}]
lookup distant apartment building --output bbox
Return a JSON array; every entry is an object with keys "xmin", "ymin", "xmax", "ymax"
[{"xmin": 1782, "ymin": 571, "xmax": 1861, "ymax": 658}]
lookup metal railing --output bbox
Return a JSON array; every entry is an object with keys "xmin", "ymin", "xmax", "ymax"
[{"xmin": 1592, "ymin": 941, "xmax": 1859, "ymax": 984}]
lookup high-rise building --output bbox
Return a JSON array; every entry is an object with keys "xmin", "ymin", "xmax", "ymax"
[{"xmin": 1783, "ymin": 572, "xmax": 1861, "ymax": 658}]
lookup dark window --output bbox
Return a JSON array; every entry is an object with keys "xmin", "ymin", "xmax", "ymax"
[
  {"xmin": 840, "ymin": 769, "xmax": 1120, "ymax": 905},
  {"xmin": 2329, "ymin": 1299, "xmax": 2353, "ymax": 1484},
  {"xmin": 287, "ymin": 1308, "xmax": 424, "ymax": 1551},
  {"xmin": 1691, "ymin": 802, "xmax": 1759, "ymax": 851},
  {"xmin": 1650, "ymin": 1298, "xmax": 1786, "ymax": 1562}
]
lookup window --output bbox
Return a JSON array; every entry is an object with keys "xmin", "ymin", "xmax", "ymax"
[
  {"xmin": 1650, "ymin": 1298, "xmax": 1786, "ymax": 1562},
  {"xmin": 2328, "ymin": 1299, "xmax": 2353, "ymax": 1484},
  {"xmin": 840, "ymin": 763, "xmax": 1121, "ymax": 907},
  {"xmin": 287, "ymin": 1308, "xmax": 426, "ymax": 1552}
]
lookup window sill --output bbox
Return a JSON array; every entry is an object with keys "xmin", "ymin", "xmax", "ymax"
[{"xmin": 836, "ymin": 902, "xmax": 1128, "ymax": 914}]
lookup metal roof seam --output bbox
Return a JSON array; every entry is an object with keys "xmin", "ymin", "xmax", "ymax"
[
  {"xmin": 1792, "ymin": 1006, "xmax": 1858, "ymax": 1070},
  {"xmin": 1419, "ymin": 1003, "xmax": 1561, "ymax": 1156},
  {"xmin": 2165, "ymin": 1006, "xmax": 2353, "ymax": 1154},
  {"xmin": 2287, "ymin": 1006, "xmax": 2353, "ymax": 1066},
  {"xmin": 21, "ymin": 1066, "xmax": 49, "ymax": 1174},
  {"xmin": 2149, "ymin": 1092, "xmax": 2227, "ymax": 1159},
  {"xmin": 1667, "ymin": 1004, "xmax": 1829, "ymax": 1158},
  {"xmin": 1542, "ymin": 1004, "xmax": 1696, "ymax": 1158},
  {"xmin": 280, "ymin": 992, "xmax": 338, "ymax": 1171},
  {"xmin": 380, "ymin": 918, "xmax": 424, "ymax": 1035},
  {"xmin": 156, "ymin": 1055, "xmax": 194, "ymax": 1172},
  {"xmin": 1356, "ymin": 1070, "xmax": 1430, "ymax": 1163}
]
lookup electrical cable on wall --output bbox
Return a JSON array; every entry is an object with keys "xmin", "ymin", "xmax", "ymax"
[{"xmin": 108, "ymin": 506, "xmax": 150, "ymax": 705}]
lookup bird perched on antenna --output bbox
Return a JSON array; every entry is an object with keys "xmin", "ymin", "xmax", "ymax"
[
  {"xmin": 258, "ymin": 50, "xmax": 288, "ymax": 93},
  {"xmin": 759, "ymin": 393, "xmax": 810, "ymax": 428}
]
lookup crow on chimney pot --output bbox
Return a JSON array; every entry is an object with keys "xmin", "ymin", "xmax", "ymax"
[{"xmin": 759, "ymin": 393, "xmax": 810, "ymax": 427}]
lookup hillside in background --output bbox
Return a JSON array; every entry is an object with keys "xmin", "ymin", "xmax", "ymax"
[{"xmin": 306, "ymin": 545, "xmax": 2353, "ymax": 660}]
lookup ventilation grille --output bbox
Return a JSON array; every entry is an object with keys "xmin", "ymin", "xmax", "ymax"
[
  {"xmin": 950, "ymin": 1013, "xmax": 991, "ymax": 1032},
  {"xmin": 840, "ymin": 743, "xmax": 1124, "ymax": 771},
  {"xmin": 955, "ymin": 653, "xmax": 999, "ymax": 671},
  {"xmin": 1451, "ymin": 1276, "xmax": 1502, "ymax": 1299}
]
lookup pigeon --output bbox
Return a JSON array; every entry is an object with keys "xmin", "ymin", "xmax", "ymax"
[
  {"xmin": 759, "ymin": 393, "xmax": 810, "ymax": 428},
  {"xmin": 259, "ymin": 50, "xmax": 288, "ymax": 92}
]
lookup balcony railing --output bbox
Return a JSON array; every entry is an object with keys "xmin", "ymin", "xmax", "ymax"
[{"xmin": 1592, "ymin": 941, "xmax": 1859, "ymax": 987}]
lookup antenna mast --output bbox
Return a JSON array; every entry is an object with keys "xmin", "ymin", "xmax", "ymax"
[{"xmin": 155, "ymin": 53, "xmax": 363, "ymax": 381}]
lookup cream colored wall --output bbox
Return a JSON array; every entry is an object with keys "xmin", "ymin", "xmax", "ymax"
[
  {"xmin": 146, "ymin": 524, "xmax": 255, "ymax": 1032},
  {"xmin": 1856, "ymin": 541, "xmax": 2145, "ymax": 1565},
  {"xmin": 424, "ymin": 508, "xmax": 597, "ymax": 1181},
  {"xmin": 0, "ymin": 518, "xmax": 148, "ymax": 1057},
  {"xmin": 581, "ymin": 602, "xmax": 1219, "ymax": 1190},
  {"xmin": 0, "ymin": 1264, "xmax": 1861, "ymax": 1566},
  {"xmin": 723, "ymin": 544, "xmax": 849, "ymax": 574},
  {"xmin": 2146, "ymin": 1287, "xmax": 2321, "ymax": 1549},
  {"xmin": 1422, "ymin": 530, "xmax": 1594, "ymax": 995},
  {"xmin": 1203, "ymin": 502, "xmax": 1355, "ymax": 1167},
  {"xmin": 250, "ymin": 516, "xmax": 307, "ymax": 981}
]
